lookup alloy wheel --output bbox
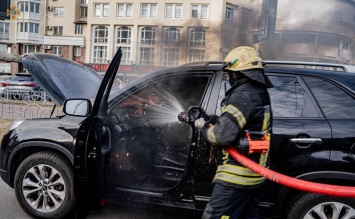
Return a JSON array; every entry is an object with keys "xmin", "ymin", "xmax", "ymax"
[
  {"xmin": 21, "ymin": 164, "xmax": 66, "ymax": 213},
  {"xmin": 304, "ymin": 202, "xmax": 355, "ymax": 219}
]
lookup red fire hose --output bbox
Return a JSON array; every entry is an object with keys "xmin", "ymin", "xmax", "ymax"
[{"xmin": 227, "ymin": 146, "xmax": 355, "ymax": 198}]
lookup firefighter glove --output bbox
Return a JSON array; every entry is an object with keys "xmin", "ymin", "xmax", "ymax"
[{"xmin": 194, "ymin": 118, "xmax": 206, "ymax": 130}]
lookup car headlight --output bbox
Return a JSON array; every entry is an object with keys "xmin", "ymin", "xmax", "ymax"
[{"xmin": 9, "ymin": 120, "xmax": 24, "ymax": 131}]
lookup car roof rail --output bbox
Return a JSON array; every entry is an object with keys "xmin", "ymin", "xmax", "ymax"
[
  {"xmin": 180, "ymin": 61, "xmax": 224, "ymax": 66},
  {"xmin": 15, "ymin": 73, "xmax": 32, "ymax": 77},
  {"xmin": 263, "ymin": 60, "xmax": 355, "ymax": 73}
]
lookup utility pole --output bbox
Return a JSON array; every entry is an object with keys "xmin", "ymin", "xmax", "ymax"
[{"xmin": 258, "ymin": 0, "xmax": 278, "ymax": 60}]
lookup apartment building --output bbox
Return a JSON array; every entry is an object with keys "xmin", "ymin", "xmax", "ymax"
[
  {"xmin": 0, "ymin": 0, "xmax": 354, "ymax": 76},
  {"xmin": 1, "ymin": 0, "xmax": 256, "ymax": 75},
  {"xmin": 0, "ymin": 0, "xmax": 86, "ymax": 75},
  {"xmin": 85, "ymin": 0, "xmax": 255, "ymax": 69},
  {"xmin": 44, "ymin": 0, "xmax": 86, "ymax": 63}
]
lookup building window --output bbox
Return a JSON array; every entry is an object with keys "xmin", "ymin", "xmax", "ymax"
[
  {"xmin": 54, "ymin": 7, "xmax": 64, "ymax": 16},
  {"xmin": 23, "ymin": 45, "xmax": 39, "ymax": 54},
  {"xmin": 164, "ymin": 48, "xmax": 179, "ymax": 67},
  {"xmin": 80, "ymin": 7, "xmax": 87, "ymax": 17},
  {"xmin": 225, "ymin": 7, "xmax": 234, "ymax": 24},
  {"xmin": 18, "ymin": 23, "xmax": 39, "ymax": 33},
  {"xmin": 75, "ymin": 24, "xmax": 82, "ymax": 35},
  {"xmin": 53, "ymin": 46, "xmax": 63, "ymax": 56},
  {"xmin": 223, "ymin": 31, "xmax": 231, "ymax": 48},
  {"xmin": 190, "ymin": 28, "xmax": 206, "ymax": 47},
  {"xmin": 117, "ymin": 46, "xmax": 131, "ymax": 65},
  {"xmin": 94, "ymin": 26, "xmax": 108, "ymax": 43},
  {"xmin": 164, "ymin": 28, "xmax": 180, "ymax": 67},
  {"xmin": 253, "ymin": 34, "xmax": 259, "ymax": 43},
  {"xmin": 81, "ymin": 0, "xmax": 88, "ymax": 4},
  {"xmin": 18, "ymin": 2, "xmax": 29, "ymax": 12},
  {"xmin": 141, "ymin": 4, "xmax": 157, "ymax": 18},
  {"xmin": 94, "ymin": 4, "xmax": 109, "ymax": 17},
  {"xmin": 191, "ymin": 5, "xmax": 208, "ymax": 19},
  {"xmin": 241, "ymin": 9, "xmax": 249, "ymax": 29},
  {"xmin": 189, "ymin": 49, "xmax": 204, "ymax": 62},
  {"xmin": 164, "ymin": 27, "xmax": 180, "ymax": 46},
  {"xmin": 0, "ymin": 22, "xmax": 9, "ymax": 39},
  {"xmin": 166, "ymin": 4, "xmax": 182, "ymax": 19},
  {"xmin": 19, "ymin": 22, "xmax": 28, "ymax": 32},
  {"xmin": 240, "ymin": 33, "xmax": 247, "ymax": 45},
  {"xmin": 93, "ymin": 46, "xmax": 107, "ymax": 63},
  {"xmin": 117, "ymin": 26, "xmax": 131, "ymax": 43},
  {"xmin": 139, "ymin": 47, "xmax": 154, "ymax": 65},
  {"xmin": 29, "ymin": 23, "xmax": 39, "ymax": 33},
  {"xmin": 117, "ymin": 3, "xmax": 133, "ymax": 17},
  {"xmin": 30, "ymin": 2, "xmax": 40, "ymax": 13},
  {"xmin": 140, "ymin": 27, "xmax": 156, "ymax": 45},
  {"xmin": 74, "ymin": 46, "xmax": 81, "ymax": 56},
  {"xmin": 53, "ymin": 26, "xmax": 63, "ymax": 36}
]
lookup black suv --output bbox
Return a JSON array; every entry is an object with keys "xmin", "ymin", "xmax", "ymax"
[{"xmin": 1, "ymin": 50, "xmax": 355, "ymax": 219}]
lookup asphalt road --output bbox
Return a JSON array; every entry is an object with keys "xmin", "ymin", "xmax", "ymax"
[{"xmin": 0, "ymin": 179, "xmax": 200, "ymax": 219}]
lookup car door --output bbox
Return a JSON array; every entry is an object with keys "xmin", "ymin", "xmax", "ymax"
[
  {"xmin": 266, "ymin": 73, "xmax": 332, "ymax": 172},
  {"xmin": 103, "ymin": 73, "xmax": 211, "ymax": 198},
  {"xmin": 75, "ymin": 53, "xmax": 214, "ymax": 216},
  {"xmin": 74, "ymin": 48, "xmax": 123, "ymax": 218},
  {"xmin": 302, "ymin": 76, "xmax": 355, "ymax": 171}
]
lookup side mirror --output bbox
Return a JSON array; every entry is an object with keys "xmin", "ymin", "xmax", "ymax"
[{"xmin": 63, "ymin": 98, "xmax": 92, "ymax": 117}]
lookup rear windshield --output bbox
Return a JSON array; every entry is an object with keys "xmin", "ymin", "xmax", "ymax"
[
  {"xmin": 0, "ymin": 76, "xmax": 12, "ymax": 81},
  {"xmin": 10, "ymin": 75, "xmax": 34, "ymax": 82}
]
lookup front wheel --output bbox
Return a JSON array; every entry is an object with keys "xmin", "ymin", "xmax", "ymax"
[
  {"xmin": 286, "ymin": 193, "xmax": 355, "ymax": 219},
  {"xmin": 14, "ymin": 152, "xmax": 75, "ymax": 219}
]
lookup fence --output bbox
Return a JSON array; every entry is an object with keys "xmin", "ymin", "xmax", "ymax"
[{"xmin": 0, "ymin": 90, "xmax": 63, "ymax": 122}]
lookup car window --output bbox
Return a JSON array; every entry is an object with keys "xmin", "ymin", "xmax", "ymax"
[
  {"xmin": 267, "ymin": 75, "xmax": 318, "ymax": 118},
  {"xmin": 106, "ymin": 75, "xmax": 210, "ymax": 191},
  {"xmin": 11, "ymin": 75, "xmax": 34, "ymax": 82},
  {"xmin": 304, "ymin": 76, "xmax": 355, "ymax": 119}
]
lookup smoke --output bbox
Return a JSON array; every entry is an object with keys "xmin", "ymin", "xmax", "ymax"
[{"xmin": 252, "ymin": 0, "xmax": 355, "ymax": 63}]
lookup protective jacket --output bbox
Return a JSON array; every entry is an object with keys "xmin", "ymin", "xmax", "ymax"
[{"xmin": 202, "ymin": 71, "xmax": 271, "ymax": 188}]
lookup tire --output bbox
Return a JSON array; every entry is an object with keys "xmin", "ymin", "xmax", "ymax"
[
  {"xmin": 14, "ymin": 152, "xmax": 75, "ymax": 219},
  {"xmin": 13, "ymin": 92, "xmax": 22, "ymax": 100},
  {"xmin": 286, "ymin": 193, "xmax": 355, "ymax": 219}
]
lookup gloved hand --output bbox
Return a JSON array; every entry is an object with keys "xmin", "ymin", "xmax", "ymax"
[{"xmin": 194, "ymin": 118, "xmax": 206, "ymax": 130}]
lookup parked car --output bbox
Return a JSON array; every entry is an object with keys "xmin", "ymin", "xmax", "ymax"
[
  {"xmin": 1, "ymin": 51, "xmax": 355, "ymax": 219},
  {"xmin": 4, "ymin": 73, "xmax": 41, "ymax": 100},
  {"xmin": 0, "ymin": 75, "xmax": 12, "ymax": 97}
]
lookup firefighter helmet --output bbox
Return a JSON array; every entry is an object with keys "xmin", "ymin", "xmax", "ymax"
[{"xmin": 223, "ymin": 46, "xmax": 263, "ymax": 72}]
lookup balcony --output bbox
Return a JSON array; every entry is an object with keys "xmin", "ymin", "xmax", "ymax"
[
  {"xmin": 19, "ymin": 12, "xmax": 40, "ymax": 21},
  {"xmin": 44, "ymin": 36, "xmax": 85, "ymax": 46},
  {"xmin": 17, "ymin": 32, "xmax": 43, "ymax": 43}
]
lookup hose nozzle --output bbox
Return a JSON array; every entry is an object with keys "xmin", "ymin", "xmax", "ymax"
[{"xmin": 178, "ymin": 112, "xmax": 189, "ymax": 123}]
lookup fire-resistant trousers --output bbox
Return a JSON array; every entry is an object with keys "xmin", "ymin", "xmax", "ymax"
[{"xmin": 202, "ymin": 182, "xmax": 261, "ymax": 219}]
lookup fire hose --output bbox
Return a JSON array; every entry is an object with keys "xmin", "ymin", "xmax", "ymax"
[
  {"xmin": 227, "ymin": 146, "xmax": 355, "ymax": 198},
  {"xmin": 178, "ymin": 110, "xmax": 355, "ymax": 198}
]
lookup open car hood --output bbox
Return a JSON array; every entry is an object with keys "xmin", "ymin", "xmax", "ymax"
[{"xmin": 22, "ymin": 53, "xmax": 102, "ymax": 105}]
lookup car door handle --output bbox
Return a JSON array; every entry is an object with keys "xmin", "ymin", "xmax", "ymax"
[{"xmin": 290, "ymin": 138, "xmax": 322, "ymax": 144}]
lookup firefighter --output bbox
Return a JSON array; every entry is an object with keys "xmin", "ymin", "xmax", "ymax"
[{"xmin": 198, "ymin": 46, "xmax": 272, "ymax": 219}]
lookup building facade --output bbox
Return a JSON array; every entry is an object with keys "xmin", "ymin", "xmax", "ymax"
[{"xmin": 0, "ymin": 0, "xmax": 354, "ymax": 76}]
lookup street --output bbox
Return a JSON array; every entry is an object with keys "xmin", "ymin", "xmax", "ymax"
[{"xmin": 0, "ymin": 179, "xmax": 200, "ymax": 219}]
